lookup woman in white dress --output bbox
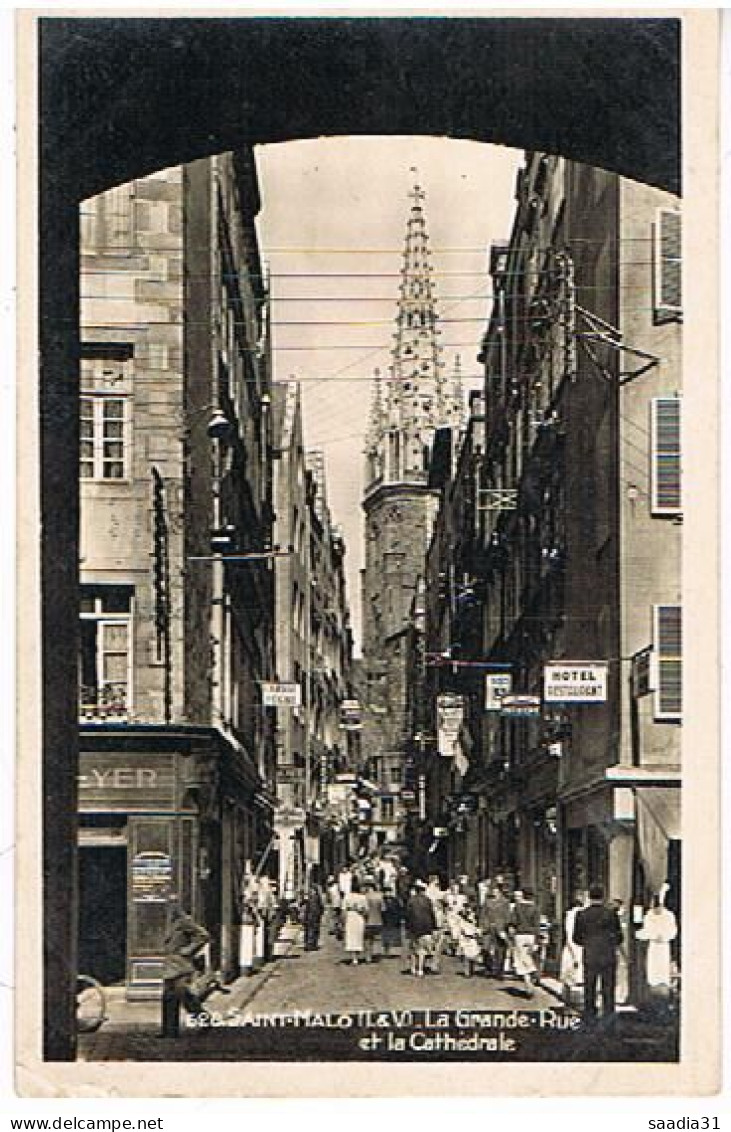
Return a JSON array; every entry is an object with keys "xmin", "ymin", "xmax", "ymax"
[
  {"xmin": 559, "ymin": 892, "xmax": 586, "ymax": 1005},
  {"xmin": 425, "ymin": 875, "xmax": 446, "ymax": 973},
  {"xmin": 444, "ymin": 880, "xmax": 467, "ymax": 956},
  {"xmin": 456, "ymin": 908, "xmax": 482, "ymax": 978},
  {"xmin": 342, "ymin": 877, "xmax": 368, "ymax": 965},
  {"xmin": 637, "ymin": 893, "xmax": 678, "ymax": 999}
]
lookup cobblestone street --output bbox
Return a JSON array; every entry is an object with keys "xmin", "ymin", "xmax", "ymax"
[
  {"xmin": 238, "ymin": 923, "xmax": 558, "ymax": 1015},
  {"xmin": 78, "ymin": 923, "xmax": 678, "ymax": 1063}
]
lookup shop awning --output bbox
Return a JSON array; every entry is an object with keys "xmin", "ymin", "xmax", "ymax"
[{"xmin": 635, "ymin": 786, "xmax": 681, "ymax": 896}]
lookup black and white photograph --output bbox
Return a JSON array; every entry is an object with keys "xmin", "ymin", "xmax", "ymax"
[{"xmin": 13, "ymin": 10, "xmax": 721, "ymax": 1097}]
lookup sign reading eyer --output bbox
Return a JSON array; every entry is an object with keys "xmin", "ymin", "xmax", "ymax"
[{"xmin": 78, "ymin": 752, "xmax": 176, "ymax": 811}]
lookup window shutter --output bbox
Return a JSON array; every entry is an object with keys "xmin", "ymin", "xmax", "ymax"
[
  {"xmin": 650, "ymin": 397, "xmax": 681, "ymax": 514},
  {"xmin": 651, "ymin": 396, "xmax": 683, "ymax": 516},
  {"xmin": 653, "ymin": 208, "xmax": 682, "ymax": 320},
  {"xmin": 653, "ymin": 605, "xmax": 682, "ymax": 720}
]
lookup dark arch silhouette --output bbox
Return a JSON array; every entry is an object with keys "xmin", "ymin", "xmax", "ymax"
[
  {"xmin": 40, "ymin": 17, "xmax": 680, "ymax": 201},
  {"xmin": 35, "ymin": 16, "xmax": 680, "ymax": 1060}
]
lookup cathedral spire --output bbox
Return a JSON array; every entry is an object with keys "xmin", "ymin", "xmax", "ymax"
[
  {"xmin": 389, "ymin": 170, "xmax": 446, "ymax": 437},
  {"xmin": 364, "ymin": 173, "xmax": 462, "ymax": 490}
]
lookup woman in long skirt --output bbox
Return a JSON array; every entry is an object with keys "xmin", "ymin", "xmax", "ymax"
[
  {"xmin": 381, "ymin": 891, "xmax": 403, "ymax": 957},
  {"xmin": 511, "ymin": 888, "xmax": 541, "ymax": 998},
  {"xmin": 637, "ymin": 894, "xmax": 678, "ymax": 1012},
  {"xmin": 559, "ymin": 892, "xmax": 586, "ymax": 1005},
  {"xmin": 342, "ymin": 877, "xmax": 368, "ymax": 965}
]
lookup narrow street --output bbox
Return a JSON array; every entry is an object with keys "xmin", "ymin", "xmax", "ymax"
[
  {"xmin": 233, "ymin": 923, "xmax": 558, "ymax": 1016},
  {"xmin": 79, "ymin": 924, "xmax": 677, "ymax": 1063}
]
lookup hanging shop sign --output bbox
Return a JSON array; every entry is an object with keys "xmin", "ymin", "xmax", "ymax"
[
  {"xmin": 131, "ymin": 851, "xmax": 173, "ymax": 903},
  {"xmin": 261, "ymin": 681, "xmax": 302, "ymax": 708},
  {"xmin": 276, "ymin": 764, "xmax": 304, "ymax": 784},
  {"xmin": 274, "ymin": 805, "xmax": 306, "ymax": 830},
  {"xmin": 339, "ymin": 698, "xmax": 363, "ymax": 729},
  {"xmin": 631, "ymin": 648, "xmax": 654, "ymax": 697},
  {"xmin": 450, "ymin": 793, "xmax": 479, "ymax": 815},
  {"xmin": 326, "ymin": 783, "xmax": 350, "ymax": 806},
  {"xmin": 544, "ymin": 662, "xmax": 608, "ymax": 703},
  {"xmin": 485, "ymin": 672, "xmax": 513, "ymax": 712},
  {"xmin": 500, "ymin": 694, "xmax": 542, "ymax": 717},
  {"xmin": 436, "ymin": 693, "xmax": 465, "ymax": 757}
]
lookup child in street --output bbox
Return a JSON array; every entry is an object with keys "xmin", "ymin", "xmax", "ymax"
[{"xmin": 457, "ymin": 906, "xmax": 482, "ymax": 978}]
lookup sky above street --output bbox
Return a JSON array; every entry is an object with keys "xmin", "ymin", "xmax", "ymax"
[{"xmin": 256, "ymin": 136, "xmax": 523, "ymax": 648}]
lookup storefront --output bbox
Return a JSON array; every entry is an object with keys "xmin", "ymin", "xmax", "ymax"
[
  {"xmin": 559, "ymin": 776, "xmax": 681, "ymax": 1005},
  {"xmin": 78, "ymin": 725, "xmax": 270, "ymax": 998},
  {"xmin": 560, "ymin": 784, "xmax": 634, "ymax": 904}
]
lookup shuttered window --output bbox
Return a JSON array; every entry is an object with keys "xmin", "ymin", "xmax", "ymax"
[
  {"xmin": 650, "ymin": 397, "xmax": 681, "ymax": 514},
  {"xmin": 653, "ymin": 208, "xmax": 682, "ymax": 320},
  {"xmin": 653, "ymin": 605, "xmax": 682, "ymax": 720}
]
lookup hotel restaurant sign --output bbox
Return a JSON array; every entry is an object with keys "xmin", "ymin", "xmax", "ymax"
[{"xmin": 543, "ymin": 661, "xmax": 608, "ymax": 703}]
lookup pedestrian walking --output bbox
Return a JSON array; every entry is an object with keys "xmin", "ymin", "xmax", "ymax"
[
  {"xmin": 341, "ymin": 877, "xmax": 368, "ymax": 965},
  {"xmin": 458, "ymin": 873, "xmax": 477, "ymax": 905},
  {"xmin": 160, "ymin": 897, "xmax": 210, "ymax": 1034},
  {"xmin": 612, "ymin": 898, "xmax": 630, "ymax": 1006},
  {"xmin": 381, "ymin": 889, "xmax": 403, "ymax": 957},
  {"xmin": 477, "ymin": 876, "xmax": 491, "ymax": 909},
  {"xmin": 456, "ymin": 906, "xmax": 482, "ymax": 978},
  {"xmin": 444, "ymin": 880, "xmax": 468, "ymax": 956},
  {"xmin": 303, "ymin": 881, "xmax": 324, "ymax": 951},
  {"xmin": 338, "ymin": 862, "xmax": 354, "ymax": 900},
  {"xmin": 636, "ymin": 892, "xmax": 678, "ymax": 1013},
  {"xmin": 363, "ymin": 878, "xmax": 385, "ymax": 963},
  {"xmin": 425, "ymin": 873, "xmax": 446, "ymax": 973},
  {"xmin": 479, "ymin": 883, "xmax": 512, "ymax": 978},
  {"xmin": 572, "ymin": 884, "xmax": 624, "ymax": 1023},
  {"xmin": 559, "ymin": 892, "xmax": 587, "ymax": 1005},
  {"xmin": 325, "ymin": 874, "xmax": 342, "ymax": 937},
  {"xmin": 511, "ymin": 887, "xmax": 542, "ymax": 997},
  {"xmin": 395, "ymin": 866, "xmax": 412, "ymax": 905},
  {"xmin": 377, "ymin": 855, "xmax": 398, "ymax": 892},
  {"xmin": 404, "ymin": 880, "xmax": 437, "ymax": 978},
  {"xmin": 257, "ymin": 876, "xmax": 277, "ymax": 961}
]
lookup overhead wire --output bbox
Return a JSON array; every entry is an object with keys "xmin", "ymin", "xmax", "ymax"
[
  {"xmin": 79, "ymin": 263, "xmax": 660, "ymax": 281},
  {"xmin": 77, "ymin": 303, "xmax": 667, "ymax": 324}
]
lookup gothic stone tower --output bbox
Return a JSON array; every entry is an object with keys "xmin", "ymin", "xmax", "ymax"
[{"xmin": 360, "ymin": 179, "xmax": 464, "ymax": 851}]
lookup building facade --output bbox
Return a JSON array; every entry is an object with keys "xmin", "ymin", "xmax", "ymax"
[
  {"xmin": 360, "ymin": 184, "xmax": 464, "ymax": 853},
  {"xmin": 406, "ymin": 393, "xmax": 487, "ymax": 880},
  {"xmin": 78, "ymin": 151, "xmax": 276, "ymax": 995},
  {"xmin": 272, "ymin": 384, "xmax": 356, "ymax": 891},
  {"xmin": 462, "ymin": 153, "xmax": 682, "ymax": 990}
]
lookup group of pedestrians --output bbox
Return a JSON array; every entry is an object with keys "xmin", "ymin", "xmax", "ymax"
[
  {"xmin": 313, "ymin": 859, "xmax": 550, "ymax": 992},
  {"xmin": 299, "ymin": 858, "xmax": 678, "ymax": 1027},
  {"xmin": 561, "ymin": 884, "xmax": 679, "ymax": 1023}
]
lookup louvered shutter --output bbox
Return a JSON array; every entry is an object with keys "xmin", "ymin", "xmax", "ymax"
[
  {"xmin": 650, "ymin": 397, "xmax": 682, "ymax": 514},
  {"xmin": 653, "ymin": 605, "xmax": 682, "ymax": 720},
  {"xmin": 654, "ymin": 209, "xmax": 682, "ymax": 319}
]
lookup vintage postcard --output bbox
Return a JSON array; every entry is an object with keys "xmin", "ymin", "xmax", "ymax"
[{"xmin": 15, "ymin": 9, "xmax": 720, "ymax": 1096}]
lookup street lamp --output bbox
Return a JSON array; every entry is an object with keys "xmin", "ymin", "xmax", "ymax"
[{"xmin": 206, "ymin": 407, "xmax": 235, "ymax": 443}]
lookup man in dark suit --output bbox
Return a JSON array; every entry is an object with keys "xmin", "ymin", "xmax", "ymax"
[
  {"xmin": 479, "ymin": 884, "xmax": 512, "ymax": 977},
  {"xmin": 572, "ymin": 884, "xmax": 623, "ymax": 1022}
]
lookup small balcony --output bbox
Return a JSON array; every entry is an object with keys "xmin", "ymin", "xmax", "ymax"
[{"xmin": 79, "ymin": 682, "xmax": 129, "ymax": 723}]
